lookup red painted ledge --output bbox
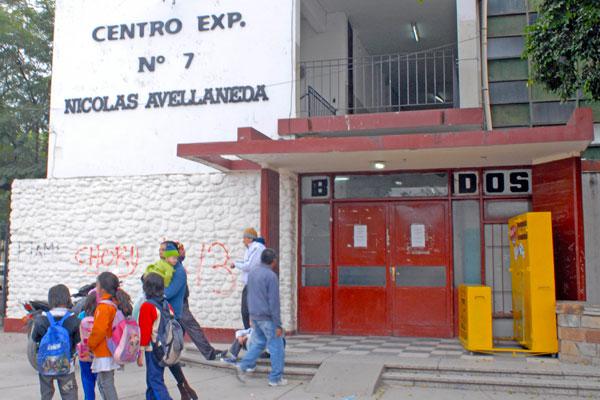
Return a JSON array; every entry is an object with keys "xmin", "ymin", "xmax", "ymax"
[
  {"xmin": 582, "ymin": 160, "xmax": 600, "ymax": 172},
  {"xmin": 277, "ymin": 108, "xmax": 484, "ymax": 136},
  {"xmin": 3, "ymin": 318, "xmax": 295, "ymax": 344}
]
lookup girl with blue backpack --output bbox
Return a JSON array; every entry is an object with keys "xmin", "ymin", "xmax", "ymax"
[{"xmin": 32, "ymin": 284, "xmax": 81, "ymax": 400}]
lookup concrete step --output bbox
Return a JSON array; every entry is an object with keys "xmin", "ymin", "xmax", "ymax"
[
  {"xmin": 181, "ymin": 346, "xmax": 600, "ymax": 396},
  {"xmin": 180, "ymin": 350, "xmax": 319, "ymax": 379},
  {"xmin": 382, "ymin": 370, "xmax": 600, "ymax": 397},
  {"xmin": 385, "ymin": 363, "xmax": 600, "ymax": 381}
]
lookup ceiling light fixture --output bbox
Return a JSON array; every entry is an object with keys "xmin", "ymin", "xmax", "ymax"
[
  {"xmin": 372, "ymin": 161, "xmax": 386, "ymax": 170},
  {"xmin": 411, "ymin": 22, "xmax": 420, "ymax": 43},
  {"xmin": 334, "ymin": 176, "xmax": 350, "ymax": 182}
]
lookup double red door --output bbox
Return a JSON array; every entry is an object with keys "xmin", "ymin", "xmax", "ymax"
[{"xmin": 333, "ymin": 202, "xmax": 452, "ymax": 337}]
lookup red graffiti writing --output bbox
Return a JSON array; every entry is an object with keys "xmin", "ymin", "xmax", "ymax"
[
  {"xmin": 197, "ymin": 242, "xmax": 236, "ymax": 297},
  {"xmin": 75, "ymin": 245, "xmax": 140, "ymax": 278}
]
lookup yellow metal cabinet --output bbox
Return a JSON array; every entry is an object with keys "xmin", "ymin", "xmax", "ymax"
[
  {"xmin": 458, "ymin": 285, "xmax": 493, "ymax": 352},
  {"xmin": 508, "ymin": 212, "xmax": 558, "ymax": 353}
]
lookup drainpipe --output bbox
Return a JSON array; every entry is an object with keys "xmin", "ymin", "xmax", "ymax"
[{"xmin": 481, "ymin": 0, "xmax": 493, "ymax": 131}]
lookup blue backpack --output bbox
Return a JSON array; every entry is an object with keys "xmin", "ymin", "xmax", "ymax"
[{"xmin": 37, "ymin": 312, "xmax": 73, "ymax": 376}]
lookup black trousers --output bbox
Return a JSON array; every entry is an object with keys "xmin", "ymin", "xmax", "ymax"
[
  {"xmin": 179, "ymin": 299, "xmax": 217, "ymax": 360},
  {"xmin": 241, "ymin": 286, "xmax": 250, "ymax": 330}
]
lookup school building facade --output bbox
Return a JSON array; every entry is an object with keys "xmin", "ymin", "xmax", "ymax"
[{"xmin": 4, "ymin": 0, "xmax": 600, "ymax": 340}]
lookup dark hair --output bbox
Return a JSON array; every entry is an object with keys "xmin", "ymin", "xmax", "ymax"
[
  {"xmin": 97, "ymin": 271, "xmax": 133, "ymax": 316},
  {"xmin": 97, "ymin": 271, "xmax": 119, "ymax": 296},
  {"xmin": 83, "ymin": 292, "xmax": 97, "ymax": 316},
  {"xmin": 115, "ymin": 289, "xmax": 133, "ymax": 317},
  {"xmin": 48, "ymin": 284, "xmax": 72, "ymax": 309},
  {"xmin": 261, "ymin": 248, "xmax": 277, "ymax": 265},
  {"xmin": 143, "ymin": 272, "xmax": 164, "ymax": 299}
]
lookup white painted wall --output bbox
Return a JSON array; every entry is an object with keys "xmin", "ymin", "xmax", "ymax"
[
  {"xmin": 456, "ymin": 0, "xmax": 481, "ymax": 108},
  {"xmin": 8, "ymin": 173, "xmax": 298, "ymax": 331},
  {"xmin": 48, "ymin": 0, "xmax": 298, "ymax": 178},
  {"xmin": 299, "ymin": 12, "xmax": 348, "ymax": 115}
]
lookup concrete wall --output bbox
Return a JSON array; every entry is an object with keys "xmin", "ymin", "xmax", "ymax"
[
  {"xmin": 456, "ymin": 0, "xmax": 481, "ymax": 108},
  {"xmin": 8, "ymin": 173, "xmax": 298, "ymax": 331},
  {"xmin": 583, "ymin": 172, "xmax": 600, "ymax": 304},
  {"xmin": 300, "ymin": 12, "xmax": 348, "ymax": 114}
]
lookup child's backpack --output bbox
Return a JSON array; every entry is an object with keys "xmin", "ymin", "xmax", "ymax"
[
  {"xmin": 37, "ymin": 312, "xmax": 73, "ymax": 376},
  {"xmin": 148, "ymin": 299, "xmax": 184, "ymax": 366},
  {"xmin": 100, "ymin": 300, "xmax": 141, "ymax": 365},
  {"xmin": 76, "ymin": 316, "xmax": 95, "ymax": 362}
]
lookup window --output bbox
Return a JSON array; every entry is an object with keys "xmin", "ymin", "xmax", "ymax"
[
  {"xmin": 334, "ymin": 173, "xmax": 448, "ymax": 199},
  {"xmin": 453, "ymin": 201, "xmax": 482, "ymax": 286},
  {"xmin": 301, "ymin": 204, "xmax": 330, "ymax": 265},
  {"xmin": 338, "ymin": 266, "xmax": 386, "ymax": 287}
]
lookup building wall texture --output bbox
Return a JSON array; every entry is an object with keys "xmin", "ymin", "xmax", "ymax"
[
  {"xmin": 7, "ymin": 172, "xmax": 298, "ymax": 331},
  {"xmin": 583, "ymin": 172, "xmax": 600, "ymax": 304}
]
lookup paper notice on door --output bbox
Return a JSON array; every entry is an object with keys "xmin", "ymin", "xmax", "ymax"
[
  {"xmin": 410, "ymin": 224, "xmax": 426, "ymax": 248},
  {"xmin": 353, "ymin": 224, "xmax": 367, "ymax": 248}
]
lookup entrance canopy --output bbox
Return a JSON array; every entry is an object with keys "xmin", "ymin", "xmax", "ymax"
[{"xmin": 177, "ymin": 108, "xmax": 594, "ymax": 173}]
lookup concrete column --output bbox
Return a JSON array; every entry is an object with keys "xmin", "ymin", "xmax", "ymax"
[
  {"xmin": 260, "ymin": 168, "xmax": 280, "ymax": 272},
  {"xmin": 456, "ymin": 0, "xmax": 482, "ymax": 108}
]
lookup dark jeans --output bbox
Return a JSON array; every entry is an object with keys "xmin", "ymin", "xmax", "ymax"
[
  {"xmin": 229, "ymin": 338, "xmax": 246, "ymax": 358},
  {"xmin": 145, "ymin": 352, "xmax": 172, "ymax": 400},
  {"xmin": 241, "ymin": 286, "xmax": 250, "ymax": 330},
  {"xmin": 79, "ymin": 360, "xmax": 97, "ymax": 400},
  {"xmin": 39, "ymin": 372, "xmax": 78, "ymax": 400},
  {"xmin": 179, "ymin": 299, "xmax": 217, "ymax": 360},
  {"xmin": 168, "ymin": 363, "xmax": 185, "ymax": 385}
]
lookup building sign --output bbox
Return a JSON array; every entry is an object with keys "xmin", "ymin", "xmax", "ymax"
[
  {"xmin": 49, "ymin": 0, "xmax": 297, "ymax": 177},
  {"xmin": 454, "ymin": 169, "xmax": 531, "ymax": 196}
]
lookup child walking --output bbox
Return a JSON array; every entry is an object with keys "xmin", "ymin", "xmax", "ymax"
[
  {"xmin": 32, "ymin": 284, "xmax": 80, "ymax": 400},
  {"xmin": 77, "ymin": 292, "xmax": 98, "ymax": 400},
  {"xmin": 88, "ymin": 272, "xmax": 133, "ymax": 400},
  {"xmin": 137, "ymin": 272, "xmax": 174, "ymax": 400}
]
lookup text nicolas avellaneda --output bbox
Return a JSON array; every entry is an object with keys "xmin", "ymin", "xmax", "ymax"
[{"xmin": 63, "ymin": 13, "xmax": 269, "ymax": 115}]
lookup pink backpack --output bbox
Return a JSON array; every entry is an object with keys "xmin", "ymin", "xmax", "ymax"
[
  {"xmin": 100, "ymin": 300, "xmax": 141, "ymax": 365},
  {"xmin": 76, "ymin": 316, "xmax": 95, "ymax": 362}
]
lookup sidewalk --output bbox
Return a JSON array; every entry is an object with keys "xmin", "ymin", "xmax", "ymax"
[{"xmin": 0, "ymin": 332, "xmax": 582, "ymax": 399}]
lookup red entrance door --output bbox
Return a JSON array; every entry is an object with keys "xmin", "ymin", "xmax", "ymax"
[
  {"xmin": 390, "ymin": 202, "xmax": 452, "ymax": 337},
  {"xmin": 334, "ymin": 204, "xmax": 389, "ymax": 335}
]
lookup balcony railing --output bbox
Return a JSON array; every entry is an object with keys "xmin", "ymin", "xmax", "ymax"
[{"xmin": 300, "ymin": 44, "xmax": 457, "ymax": 117}]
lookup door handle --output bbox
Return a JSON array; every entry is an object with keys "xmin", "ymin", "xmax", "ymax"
[{"xmin": 390, "ymin": 266, "xmax": 396, "ymax": 279}]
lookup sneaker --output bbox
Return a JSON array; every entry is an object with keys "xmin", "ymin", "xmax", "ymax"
[
  {"xmin": 235, "ymin": 364, "xmax": 256, "ymax": 382},
  {"xmin": 235, "ymin": 364, "xmax": 248, "ymax": 383},
  {"xmin": 268, "ymin": 378, "xmax": 289, "ymax": 387},
  {"xmin": 213, "ymin": 350, "xmax": 228, "ymax": 360},
  {"xmin": 259, "ymin": 351, "xmax": 271, "ymax": 359},
  {"xmin": 220, "ymin": 356, "xmax": 237, "ymax": 365}
]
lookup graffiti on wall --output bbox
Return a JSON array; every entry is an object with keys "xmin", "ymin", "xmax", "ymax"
[
  {"xmin": 70, "ymin": 241, "xmax": 238, "ymax": 296},
  {"xmin": 197, "ymin": 242, "xmax": 237, "ymax": 297},
  {"xmin": 14, "ymin": 242, "xmax": 60, "ymax": 260},
  {"xmin": 74, "ymin": 244, "xmax": 140, "ymax": 278}
]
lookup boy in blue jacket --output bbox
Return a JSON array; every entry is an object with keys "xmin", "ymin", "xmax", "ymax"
[{"xmin": 236, "ymin": 248, "xmax": 287, "ymax": 387}]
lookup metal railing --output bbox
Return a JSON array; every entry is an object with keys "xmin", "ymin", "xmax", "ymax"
[
  {"xmin": 300, "ymin": 44, "xmax": 457, "ymax": 117},
  {"xmin": 300, "ymin": 86, "xmax": 337, "ymax": 117}
]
